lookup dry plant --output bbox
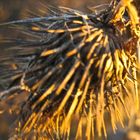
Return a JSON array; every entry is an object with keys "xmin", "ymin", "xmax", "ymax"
[{"xmin": 0, "ymin": 0, "xmax": 140, "ymax": 139}]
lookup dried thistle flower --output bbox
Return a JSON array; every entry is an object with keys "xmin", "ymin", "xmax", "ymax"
[{"xmin": 0, "ymin": 0, "xmax": 140, "ymax": 139}]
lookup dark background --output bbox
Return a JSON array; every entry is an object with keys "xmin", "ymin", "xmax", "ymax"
[
  {"xmin": 0, "ymin": 0, "xmax": 110, "ymax": 22},
  {"xmin": 0, "ymin": 0, "xmax": 139, "ymax": 23}
]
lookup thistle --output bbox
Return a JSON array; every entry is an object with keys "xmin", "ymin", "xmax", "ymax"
[{"xmin": 0, "ymin": 0, "xmax": 140, "ymax": 139}]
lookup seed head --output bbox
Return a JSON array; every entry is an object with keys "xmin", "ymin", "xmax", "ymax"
[{"xmin": 0, "ymin": 0, "xmax": 140, "ymax": 139}]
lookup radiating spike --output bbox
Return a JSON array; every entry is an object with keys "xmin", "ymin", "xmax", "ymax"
[{"xmin": 0, "ymin": 0, "xmax": 139, "ymax": 139}]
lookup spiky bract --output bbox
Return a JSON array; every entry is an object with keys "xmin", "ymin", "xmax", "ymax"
[{"xmin": 0, "ymin": 0, "xmax": 140, "ymax": 139}]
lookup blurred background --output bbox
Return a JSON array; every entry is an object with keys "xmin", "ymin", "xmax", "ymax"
[
  {"xmin": 0, "ymin": 0, "xmax": 110, "ymax": 22},
  {"xmin": 0, "ymin": 0, "xmax": 139, "ymax": 23},
  {"xmin": 0, "ymin": 0, "xmax": 140, "ymax": 140}
]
